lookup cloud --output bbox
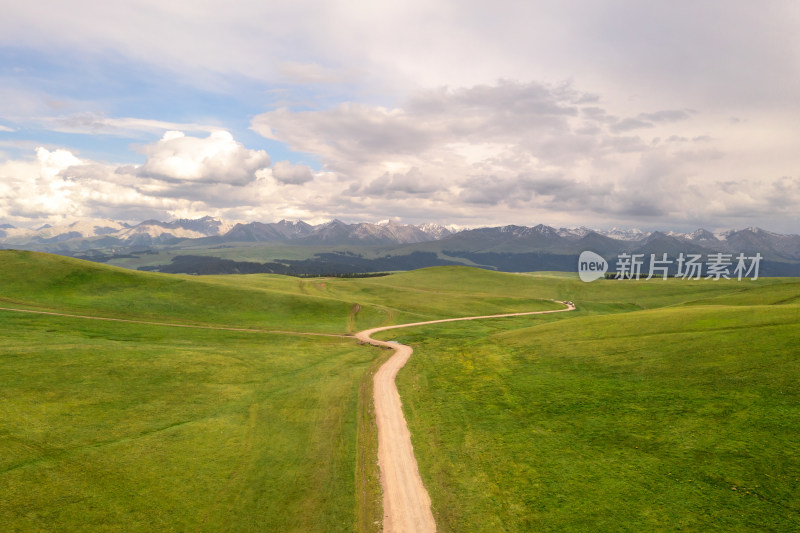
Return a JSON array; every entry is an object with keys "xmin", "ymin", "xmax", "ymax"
[
  {"xmin": 35, "ymin": 146, "xmax": 82, "ymax": 178},
  {"xmin": 249, "ymin": 78, "xmax": 800, "ymax": 229},
  {"xmin": 639, "ymin": 109, "xmax": 695, "ymax": 123},
  {"xmin": 137, "ymin": 130, "xmax": 270, "ymax": 185},
  {"xmin": 0, "ymin": 147, "xmax": 83, "ymax": 220},
  {"xmin": 363, "ymin": 167, "xmax": 442, "ymax": 197},
  {"xmin": 270, "ymin": 160, "xmax": 314, "ymax": 185},
  {"xmin": 2, "ymin": 1, "xmax": 800, "ymax": 232},
  {"xmin": 610, "ymin": 117, "xmax": 654, "ymax": 133},
  {"xmin": 41, "ymin": 113, "xmax": 220, "ymax": 137},
  {"xmin": 0, "ymin": 130, "xmax": 275, "ymax": 224},
  {"xmin": 1, "ymin": 138, "xmax": 796, "ymax": 232},
  {"xmin": 6, "ymin": 1, "xmax": 797, "ymax": 113},
  {"xmin": 278, "ymin": 61, "xmax": 348, "ymax": 84},
  {"xmin": 0, "ymin": 125, "xmax": 15, "ymax": 132},
  {"xmin": 253, "ymin": 80, "xmax": 588, "ymax": 179},
  {"xmin": 252, "ymin": 80, "xmax": 667, "ymax": 217},
  {"xmin": 2, "ymin": 73, "xmax": 797, "ymax": 233},
  {"xmin": 0, "ymin": 132, "xmax": 352, "ymax": 226},
  {"xmin": 458, "ymin": 172, "xmax": 614, "ymax": 211}
]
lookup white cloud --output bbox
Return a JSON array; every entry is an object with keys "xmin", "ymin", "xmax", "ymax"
[
  {"xmin": 0, "ymin": 147, "xmax": 83, "ymax": 220},
  {"xmin": 35, "ymin": 147, "xmax": 82, "ymax": 179},
  {"xmin": 270, "ymin": 160, "xmax": 314, "ymax": 185},
  {"xmin": 40, "ymin": 113, "xmax": 220, "ymax": 137},
  {"xmin": 252, "ymin": 81, "xmax": 587, "ymax": 182},
  {"xmin": 3, "ymin": 2, "xmax": 797, "ymax": 114},
  {"xmin": 363, "ymin": 167, "xmax": 442, "ymax": 198},
  {"xmin": 278, "ymin": 61, "xmax": 348, "ymax": 84},
  {"xmin": 2, "ymin": 3, "xmax": 799, "ymax": 231},
  {"xmin": 2, "ymin": 81, "xmax": 798, "ymax": 232},
  {"xmin": 249, "ymin": 79, "xmax": 800, "ymax": 230},
  {"xmin": 0, "ymin": 125, "xmax": 15, "ymax": 132},
  {"xmin": 137, "ymin": 130, "xmax": 270, "ymax": 185},
  {"xmin": 0, "ymin": 132, "xmax": 347, "ymax": 226}
]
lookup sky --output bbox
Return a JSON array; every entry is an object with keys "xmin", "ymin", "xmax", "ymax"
[{"xmin": 1, "ymin": 1, "xmax": 798, "ymax": 232}]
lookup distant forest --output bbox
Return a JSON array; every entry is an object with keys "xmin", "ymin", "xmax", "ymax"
[
  {"xmin": 137, "ymin": 250, "xmax": 800, "ymax": 277},
  {"xmin": 138, "ymin": 251, "xmax": 459, "ymax": 276}
]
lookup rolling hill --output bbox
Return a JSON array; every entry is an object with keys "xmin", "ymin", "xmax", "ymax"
[{"xmin": 1, "ymin": 251, "xmax": 798, "ymax": 531}]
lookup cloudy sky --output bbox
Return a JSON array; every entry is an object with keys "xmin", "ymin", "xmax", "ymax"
[{"xmin": 1, "ymin": 1, "xmax": 798, "ymax": 232}]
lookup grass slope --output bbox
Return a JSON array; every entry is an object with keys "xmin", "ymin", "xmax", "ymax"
[
  {"xmin": 0, "ymin": 250, "xmax": 388, "ymax": 333},
  {"xmin": 0, "ymin": 253, "xmax": 563, "ymax": 531},
  {"xmin": 0, "ymin": 314, "xmax": 373, "ymax": 532},
  {"xmin": 3, "ymin": 250, "xmax": 798, "ymax": 531},
  {"xmin": 0, "ymin": 251, "xmax": 388, "ymax": 531},
  {"xmin": 383, "ymin": 280, "xmax": 800, "ymax": 531}
]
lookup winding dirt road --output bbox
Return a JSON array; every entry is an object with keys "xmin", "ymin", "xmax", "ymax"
[
  {"xmin": 2, "ymin": 301, "xmax": 577, "ymax": 531},
  {"xmin": 356, "ymin": 301, "xmax": 575, "ymax": 533}
]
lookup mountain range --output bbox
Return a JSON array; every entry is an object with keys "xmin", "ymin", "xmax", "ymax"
[
  {"xmin": 0, "ymin": 217, "xmax": 456, "ymax": 248},
  {"xmin": 2, "ymin": 216, "xmax": 799, "ymax": 276}
]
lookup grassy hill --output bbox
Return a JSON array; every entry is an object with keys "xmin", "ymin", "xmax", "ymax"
[
  {"xmin": 1, "ymin": 250, "xmax": 798, "ymax": 531},
  {"xmin": 0, "ymin": 250, "xmax": 384, "ymax": 333},
  {"xmin": 0, "ymin": 252, "xmax": 392, "ymax": 531},
  {"xmin": 379, "ymin": 279, "xmax": 800, "ymax": 531},
  {"xmin": 1, "ymin": 317, "xmax": 373, "ymax": 531},
  {"xmin": 0, "ymin": 252, "xmax": 563, "ymax": 531}
]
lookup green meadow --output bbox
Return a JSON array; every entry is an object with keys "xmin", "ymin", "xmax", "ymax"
[
  {"xmin": 1, "ymin": 250, "xmax": 798, "ymax": 531},
  {"xmin": 381, "ymin": 277, "xmax": 800, "ymax": 532}
]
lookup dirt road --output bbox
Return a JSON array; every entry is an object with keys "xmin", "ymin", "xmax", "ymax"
[
  {"xmin": 356, "ymin": 301, "xmax": 575, "ymax": 533},
  {"xmin": 0, "ymin": 306, "xmax": 350, "ymax": 338},
  {"xmin": 2, "ymin": 301, "xmax": 576, "ymax": 531}
]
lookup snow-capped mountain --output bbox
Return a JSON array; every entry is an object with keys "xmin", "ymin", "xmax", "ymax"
[
  {"xmin": 0, "ymin": 216, "xmax": 235, "ymax": 248},
  {"xmin": 416, "ymin": 223, "xmax": 454, "ymax": 240},
  {"xmin": 1, "ymin": 216, "xmax": 799, "ymax": 264},
  {"xmin": 597, "ymin": 227, "xmax": 651, "ymax": 241},
  {"xmin": 296, "ymin": 219, "xmax": 432, "ymax": 245},
  {"xmin": 557, "ymin": 226, "xmax": 593, "ymax": 239},
  {"xmin": 0, "ymin": 219, "xmax": 131, "ymax": 244},
  {"xmin": 114, "ymin": 217, "xmax": 234, "ymax": 242}
]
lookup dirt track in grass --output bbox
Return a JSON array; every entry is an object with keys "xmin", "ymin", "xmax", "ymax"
[
  {"xmin": 356, "ymin": 301, "xmax": 575, "ymax": 533},
  {"xmin": 0, "ymin": 306, "xmax": 351, "ymax": 338},
  {"xmin": 1, "ymin": 301, "xmax": 578, "ymax": 532}
]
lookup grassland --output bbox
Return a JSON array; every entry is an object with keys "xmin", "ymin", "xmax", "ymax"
[
  {"xmin": 378, "ymin": 277, "xmax": 800, "ymax": 531},
  {"xmin": 2, "ymin": 250, "xmax": 798, "ymax": 531},
  {"xmin": 0, "ymin": 252, "xmax": 562, "ymax": 531},
  {"xmin": 0, "ymin": 314, "xmax": 375, "ymax": 531}
]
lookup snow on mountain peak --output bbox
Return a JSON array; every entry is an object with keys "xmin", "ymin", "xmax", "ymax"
[
  {"xmin": 599, "ymin": 227, "xmax": 650, "ymax": 241},
  {"xmin": 557, "ymin": 226, "xmax": 592, "ymax": 239},
  {"xmin": 418, "ymin": 223, "xmax": 453, "ymax": 239}
]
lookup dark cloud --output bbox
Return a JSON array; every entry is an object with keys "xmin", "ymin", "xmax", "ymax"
[
  {"xmin": 615, "ymin": 197, "xmax": 668, "ymax": 217},
  {"xmin": 459, "ymin": 172, "xmax": 612, "ymax": 210}
]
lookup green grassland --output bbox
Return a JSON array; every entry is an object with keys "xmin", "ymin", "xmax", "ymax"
[
  {"xmin": 0, "ymin": 314, "xmax": 382, "ymax": 532},
  {"xmin": 379, "ymin": 280, "xmax": 800, "ymax": 531},
  {"xmin": 2, "ymin": 249, "xmax": 799, "ymax": 531}
]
